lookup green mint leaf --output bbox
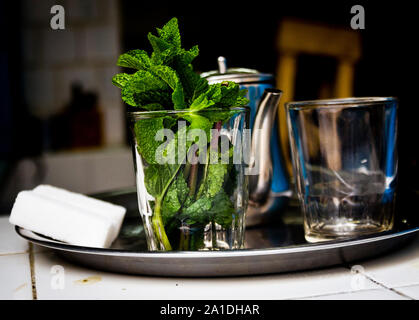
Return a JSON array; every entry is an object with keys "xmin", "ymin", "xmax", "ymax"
[
  {"xmin": 197, "ymin": 163, "xmax": 228, "ymax": 198},
  {"xmin": 145, "ymin": 18, "xmax": 206, "ymax": 108},
  {"xmin": 112, "ymin": 73, "xmax": 132, "ymax": 89},
  {"xmin": 189, "ymin": 82, "xmax": 248, "ymax": 111},
  {"xmin": 144, "ymin": 162, "xmax": 184, "ymax": 204},
  {"xmin": 146, "ymin": 17, "xmax": 209, "ymax": 107},
  {"xmin": 189, "ymin": 93, "xmax": 215, "ymax": 111},
  {"xmin": 148, "ymin": 33, "xmax": 172, "ymax": 62},
  {"xmin": 135, "ymin": 116, "xmax": 189, "ymax": 165},
  {"xmin": 212, "ymin": 82, "xmax": 250, "ymax": 108},
  {"xmin": 235, "ymin": 88, "xmax": 250, "ymax": 106},
  {"xmin": 163, "ymin": 117, "xmax": 177, "ymax": 129},
  {"xmin": 219, "ymin": 82, "xmax": 241, "ymax": 106},
  {"xmin": 122, "ymin": 70, "xmax": 171, "ymax": 108},
  {"xmin": 156, "ymin": 17, "xmax": 181, "ymax": 49},
  {"xmin": 180, "ymin": 196, "xmax": 212, "ymax": 225},
  {"xmin": 144, "ymin": 164, "xmax": 172, "ymax": 197},
  {"xmin": 117, "ymin": 49, "xmax": 151, "ymax": 70},
  {"xmin": 150, "ymin": 65, "xmax": 185, "ymax": 109},
  {"xmin": 189, "ymin": 84, "xmax": 221, "ymax": 111},
  {"xmin": 204, "ymin": 109, "xmax": 243, "ymax": 124},
  {"xmin": 178, "ymin": 65, "xmax": 208, "ymax": 104},
  {"xmin": 182, "ymin": 113, "xmax": 213, "ymax": 132},
  {"xmin": 180, "ymin": 190, "xmax": 235, "ymax": 228},
  {"xmin": 161, "ymin": 174, "xmax": 189, "ymax": 222},
  {"xmin": 134, "ymin": 117, "xmax": 165, "ymax": 164},
  {"xmin": 177, "ymin": 113, "xmax": 214, "ymax": 148},
  {"xmin": 140, "ymin": 103, "xmax": 165, "ymax": 111},
  {"xmin": 209, "ymin": 191, "xmax": 234, "ymax": 228},
  {"xmin": 161, "ymin": 49, "xmax": 206, "ymax": 105},
  {"xmin": 181, "ymin": 46, "xmax": 199, "ymax": 64}
]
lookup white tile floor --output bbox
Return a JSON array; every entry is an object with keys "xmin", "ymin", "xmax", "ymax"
[
  {"xmin": 0, "ymin": 216, "xmax": 29, "ymax": 255},
  {"xmin": 301, "ymin": 289, "xmax": 408, "ymax": 300},
  {"xmin": 349, "ymin": 235, "xmax": 419, "ymax": 288},
  {"xmin": 394, "ymin": 284, "xmax": 419, "ymax": 299},
  {"xmin": 0, "ymin": 254, "xmax": 33, "ymax": 300},
  {"xmin": 33, "ymin": 250, "xmax": 379, "ymax": 300},
  {"xmin": 1, "ymin": 217, "xmax": 418, "ymax": 300}
]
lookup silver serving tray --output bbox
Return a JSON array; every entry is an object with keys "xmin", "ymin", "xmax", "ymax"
[{"xmin": 15, "ymin": 189, "xmax": 419, "ymax": 277}]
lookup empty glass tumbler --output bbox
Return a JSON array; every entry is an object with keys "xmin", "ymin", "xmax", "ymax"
[{"xmin": 286, "ymin": 97, "xmax": 398, "ymax": 242}]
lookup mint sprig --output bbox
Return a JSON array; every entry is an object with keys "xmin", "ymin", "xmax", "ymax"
[
  {"xmin": 112, "ymin": 17, "xmax": 248, "ymax": 111},
  {"xmin": 113, "ymin": 17, "xmax": 248, "ymax": 250}
]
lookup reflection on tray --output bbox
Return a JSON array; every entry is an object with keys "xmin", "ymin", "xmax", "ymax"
[{"xmin": 102, "ymin": 189, "xmax": 419, "ymax": 251}]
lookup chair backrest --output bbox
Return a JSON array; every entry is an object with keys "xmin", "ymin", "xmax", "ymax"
[{"xmin": 275, "ymin": 18, "xmax": 362, "ymax": 175}]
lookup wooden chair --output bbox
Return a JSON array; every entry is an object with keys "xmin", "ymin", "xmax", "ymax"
[{"xmin": 275, "ymin": 18, "xmax": 362, "ymax": 175}]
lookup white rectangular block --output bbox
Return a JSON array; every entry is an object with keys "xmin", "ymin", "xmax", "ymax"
[
  {"xmin": 33, "ymin": 185, "xmax": 126, "ymax": 241},
  {"xmin": 9, "ymin": 191, "xmax": 114, "ymax": 248}
]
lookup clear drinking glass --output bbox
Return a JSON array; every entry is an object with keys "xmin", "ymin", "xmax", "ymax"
[
  {"xmin": 128, "ymin": 107, "xmax": 249, "ymax": 251},
  {"xmin": 286, "ymin": 97, "xmax": 398, "ymax": 242}
]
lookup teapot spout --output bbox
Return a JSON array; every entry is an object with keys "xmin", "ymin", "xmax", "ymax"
[{"xmin": 249, "ymin": 88, "xmax": 282, "ymax": 206}]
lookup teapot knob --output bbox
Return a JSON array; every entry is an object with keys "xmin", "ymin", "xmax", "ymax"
[{"xmin": 217, "ymin": 56, "xmax": 227, "ymax": 74}]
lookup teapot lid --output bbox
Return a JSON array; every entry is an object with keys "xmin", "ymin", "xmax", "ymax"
[{"xmin": 200, "ymin": 56, "xmax": 274, "ymax": 84}]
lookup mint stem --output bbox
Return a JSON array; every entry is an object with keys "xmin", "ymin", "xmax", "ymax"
[
  {"xmin": 210, "ymin": 121, "xmax": 222, "ymax": 150},
  {"xmin": 152, "ymin": 198, "xmax": 172, "ymax": 250},
  {"xmin": 179, "ymin": 225, "xmax": 190, "ymax": 250},
  {"xmin": 152, "ymin": 162, "xmax": 184, "ymax": 251},
  {"xmin": 211, "ymin": 221, "xmax": 217, "ymax": 249},
  {"xmin": 183, "ymin": 162, "xmax": 191, "ymax": 180},
  {"xmin": 196, "ymin": 121, "xmax": 222, "ymax": 199},
  {"xmin": 188, "ymin": 152, "xmax": 199, "ymax": 198}
]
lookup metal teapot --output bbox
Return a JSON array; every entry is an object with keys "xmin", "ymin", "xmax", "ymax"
[{"xmin": 201, "ymin": 57, "xmax": 290, "ymax": 226}]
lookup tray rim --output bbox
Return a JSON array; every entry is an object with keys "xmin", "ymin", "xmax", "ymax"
[{"xmin": 15, "ymin": 225, "xmax": 419, "ymax": 259}]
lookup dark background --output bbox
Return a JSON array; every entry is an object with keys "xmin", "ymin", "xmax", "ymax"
[{"xmin": 1, "ymin": 1, "xmax": 417, "ymax": 208}]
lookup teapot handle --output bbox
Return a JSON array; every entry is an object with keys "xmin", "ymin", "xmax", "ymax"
[{"xmin": 248, "ymin": 88, "xmax": 282, "ymax": 206}]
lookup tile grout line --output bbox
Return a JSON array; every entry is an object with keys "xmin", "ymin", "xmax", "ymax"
[
  {"xmin": 344, "ymin": 266, "xmax": 415, "ymax": 300},
  {"xmin": 362, "ymin": 273, "xmax": 415, "ymax": 300},
  {"xmin": 392, "ymin": 283, "xmax": 419, "ymax": 290},
  {"xmin": 0, "ymin": 250, "xmax": 29, "ymax": 256},
  {"xmin": 287, "ymin": 288, "xmax": 391, "ymax": 300},
  {"xmin": 28, "ymin": 243, "xmax": 38, "ymax": 300}
]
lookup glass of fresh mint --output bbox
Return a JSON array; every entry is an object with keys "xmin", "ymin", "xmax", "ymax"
[{"xmin": 113, "ymin": 18, "xmax": 250, "ymax": 251}]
